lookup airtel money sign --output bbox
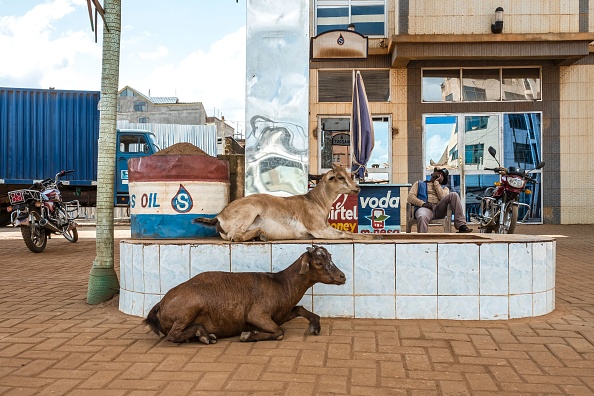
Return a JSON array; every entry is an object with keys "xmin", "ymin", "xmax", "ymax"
[{"xmin": 327, "ymin": 186, "xmax": 402, "ymax": 234}]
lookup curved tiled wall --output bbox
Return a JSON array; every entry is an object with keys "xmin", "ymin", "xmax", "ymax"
[{"xmin": 120, "ymin": 236, "xmax": 555, "ymax": 320}]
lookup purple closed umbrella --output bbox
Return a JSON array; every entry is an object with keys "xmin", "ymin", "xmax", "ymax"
[{"xmin": 351, "ymin": 71, "xmax": 374, "ymax": 181}]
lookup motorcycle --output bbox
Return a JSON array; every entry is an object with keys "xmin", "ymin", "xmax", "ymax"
[
  {"xmin": 7, "ymin": 170, "xmax": 80, "ymax": 252},
  {"xmin": 472, "ymin": 146, "xmax": 545, "ymax": 234}
]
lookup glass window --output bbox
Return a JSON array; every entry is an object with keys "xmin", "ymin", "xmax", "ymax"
[
  {"xmin": 319, "ymin": 116, "xmax": 391, "ymax": 181},
  {"xmin": 465, "ymin": 144, "xmax": 484, "ymax": 165},
  {"xmin": 119, "ymin": 135, "xmax": 148, "ymax": 153},
  {"xmin": 503, "ymin": 113, "xmax": 541, "ymax": 168},
  {"xmin": 365, "ymin": 117, "xmax": 390, "ymax": 181},
  {"xmin": 424, "ymin": 115, "xmax": 459, "ymax": 171},
  {"xmin": 423, "ymin": 67, "xmax": 541, "ymax": 102},
  {"xmin": 422, "ymin": 69, "xmax": 461, "ymax": 102},
  {"xmin": 316, "ymin": 0, "xmax": 386, "ymax": 37},
  {"xmin": 138, "ymin": 117, "xmax": 149, "ymax": 123},
  {"xmin": 464, "ymin": 114, "xmax": 499, "ymax": 171},
  {"xmin": 134, "ymin": 101, "xmax": 147, "ymax": 112},
  {"xmin": 462, "ymin": 69, "xmax": 501, "ymax": 101},
  {"xmin": 502, "ymin": 68, "xmax": 541, "ymax": 101}
]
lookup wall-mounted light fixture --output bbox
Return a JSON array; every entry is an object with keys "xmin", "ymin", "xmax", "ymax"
[{"xmin": 491, "ymin": 7, "xmax": 504, "ymax": 34}]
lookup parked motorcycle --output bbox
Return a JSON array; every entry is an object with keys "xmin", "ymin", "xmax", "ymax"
[
  {"xmin": 7, "ymin": 170, "xmax": 80, "ymax": 252},
  {"xmin": 472, "ymin": 146, "xmax": 545, "ymax": 234}
]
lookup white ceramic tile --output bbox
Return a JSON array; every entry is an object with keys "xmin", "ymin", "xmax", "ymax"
[
  {"xmin": 131, "ymin": 244, "xmax": 144, "ymax": 293},
  {"xmin": 533, "ymin": 292, "xmax": 547, "ymax": 317},
  {"xmin": 546, "ymin": 290, "xmax": 555, "ymax": 312},
  {"xmin": 118, "ymin": 242, "xmax": 127, "ymax": 291},
  {"xmin": 313, "ymin": 244, "xmax": 353, "ymax": 295},
  {"xmin": 143, "ymin": 293, "xmax": 161, "ymax": 318},
  {"xmin": 438, "ymin": 296, "xmax": 479, "ymax": 320},
  {"xmin": 121, "ymin": 242, "xmax": 133, "ymax": 291},
  {"xmin": 231, "ymin": 243, "xmax": 271, "ymax": 272},
  {"xmin": 271, "ymin": 243, "xmax": 312, "ymax": 271},
  {"xmin": 190, "ymin": 243, "xmax": 231, "ymax": 276},
  {"xmin": 509, "ymin": 243, "xmax": 533, "ymax": 294},
  {"xmin": 396, "ymin": 296, "xmax": 437, "ymax": 319},
  {"xmin": 479, "ymin": 244, "xmax": 509, "ymax": 295},
  {"xmin": 130, "ymin": 291, "xmax": 144, "ymax": 317},
  {"xmin": 143, "ymin": 244, "xmax": 160, "ymax": 294},
  {"xmin": 354, "ymin": 244, "xmax": 395, "ymax": 295},
  {"xmin": 160, "ymin": 245, "xmax": 190, "ymax": 295},
  {"xmin": 480, "ymin": 296, "xmax": 509, "ymax": 320},
  {"xmin": 510, "ymin": 294, "xmax": 533, "ymax": 319},
  {"xmin": 532, "ymin": 242, "xmax": 547, "ymax": 293},
  {"xmin": 355, "ymin": 296, "xmax": 395, "ymax": 319},
  {"xmin": 438, "ymin": 244, "xmax": 479, "ymax": 296},
  {"xmin": 119, "ymin": 289, "xmax": 131, "ymax": 315},
  {"xmin": 297, "ymin": 294, "xmax": 313, "ymax": 311},
  {"xmin": 395, "ymin": 244, "xmax": 437, "ymax": 295},
  {"xmin": 314, "ymin": 296, "xmax": 354, "ymax": 318},
  {"xmin": 546, "ymin": 242, "xmax": 555, "ymax": 290}
]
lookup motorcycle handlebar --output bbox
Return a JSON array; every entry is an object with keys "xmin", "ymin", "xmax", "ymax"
[{"xmin": 56, "ymin": 170, "xmax": 75, "ymax": 179}]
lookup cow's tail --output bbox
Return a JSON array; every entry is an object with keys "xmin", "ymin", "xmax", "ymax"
[
  {"xmin": 143, "ymin": 302, "xmax": 164, "ymax": 337},
  {"xmin": 193, "ymin": 217, "xmax": 218, "ymax": 226}
]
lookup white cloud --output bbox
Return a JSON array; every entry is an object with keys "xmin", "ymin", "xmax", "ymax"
[
  {"xmin": 0, "ymin": 0, "xmax": 101, "ymax": 89},
  {"xmin": 1, "ymin": 2, "xmax": 247, "ymax": 133},
  {"xmin": 127, "ymin": 27, "xmax": 247, "ymax": 130},
  {"xmin": 138, "ymin": 45, "xmax": 168, "ymax": 60}
]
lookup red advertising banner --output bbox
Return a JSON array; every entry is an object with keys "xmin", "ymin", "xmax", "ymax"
[{"xmin": 328, "ymin": 193, "xmax": 358, "ymax": 233}]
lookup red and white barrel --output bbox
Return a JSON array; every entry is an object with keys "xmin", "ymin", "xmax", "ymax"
[{"xmin": 128, "ymin": 155, "xmax": 229, "ymax": 238}]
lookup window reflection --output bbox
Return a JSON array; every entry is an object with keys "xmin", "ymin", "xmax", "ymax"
[
  {"xmin": 502, "ymin": 68, "xmax": 541, "ymax": 100},
  {"xmin": 422, "ymin": 68, "xmax": 541, "ymax": 102},
  {"xmin": 422, "ymin": 69, "xmax": 461, "ymax": 102},
  {"xmin": 424, "ymin": 116, "xmax": 459, "ymax": 172},
  {"xmin": 463, "ymin": 115, "xmax": 499, "ymax": 170},
  {"xmin": 462, "ymin": 69, "xmax": 500, "ymax": 101},
  {"xmin": 503, "ymin": 113, "xmax": 541, "ymax": 168}
]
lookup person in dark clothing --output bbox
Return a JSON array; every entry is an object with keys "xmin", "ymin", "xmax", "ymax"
[{"xmin": 407, "ymin": 168, "xmax": 473, "ymax": 233}]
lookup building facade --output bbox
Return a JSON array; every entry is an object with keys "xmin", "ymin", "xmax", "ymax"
[
  {"xmin": 117, "ymin": 86, "xmax": 208, "ymax": 126},
  {"xmin": 308, "ymin": 0, "xmax": 594, "ymax": 224}
]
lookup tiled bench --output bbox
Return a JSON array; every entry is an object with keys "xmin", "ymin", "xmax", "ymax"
[{"xmin": 119, "ymin": 234, "xmax": 556, "ymax": 321}]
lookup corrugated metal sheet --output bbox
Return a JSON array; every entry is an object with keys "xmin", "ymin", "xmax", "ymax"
[
  {"xmin": 0, "ymin": 87, "xmax": 100, "ymax": 185},
  {"xmin": 117, "ymin": 121, "xmax": 218, "ymax": 156},
  {"xmin": 149, "ymin": 97, "xmax": 178, "ymax": 104}
]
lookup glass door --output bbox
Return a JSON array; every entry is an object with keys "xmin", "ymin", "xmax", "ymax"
[
  {"xmin": 423, "ymin": 115, "xmax": 461, "ymax": 195},
  {"xmin": 423, "ymin": 112, "xmax": 543, "ymax": 223}
]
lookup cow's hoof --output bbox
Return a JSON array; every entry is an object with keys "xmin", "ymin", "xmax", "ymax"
[
  {"xmin": 240, "ymin": 331, "xmax": 251, "ymax": 342},
  {"xmin": 308, "ymin": 323, "xmax": 321, "ymax": 335}
]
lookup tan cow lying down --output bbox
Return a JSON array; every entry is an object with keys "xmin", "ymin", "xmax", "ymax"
[{"xmin": 193, "ymin": 164, "xmax": 374, "ymax": 241}]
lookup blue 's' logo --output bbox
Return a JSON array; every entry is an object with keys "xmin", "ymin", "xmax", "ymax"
[{"xmin": 171, "ymin": 184, "xmax": 193, "ymax": 213}]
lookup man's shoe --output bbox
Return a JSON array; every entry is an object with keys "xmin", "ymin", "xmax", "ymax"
[{"xmin": 457, "ymin": 224, "xmax": 473, "ymax": 233}]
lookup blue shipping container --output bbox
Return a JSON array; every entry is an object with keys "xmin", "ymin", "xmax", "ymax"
[{"xmin": 0, "ymin": 87, "xmax": 100, "ymax": 186}]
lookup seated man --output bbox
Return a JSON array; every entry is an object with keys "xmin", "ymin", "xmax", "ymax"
[{"xmin": 407, "ymin": 168, "xmax": 473, "ymax": 233}]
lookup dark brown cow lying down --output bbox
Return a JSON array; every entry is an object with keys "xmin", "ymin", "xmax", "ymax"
[{"xmin": 144, "ymin": 245, "xmax": 345, "ymax": 343}]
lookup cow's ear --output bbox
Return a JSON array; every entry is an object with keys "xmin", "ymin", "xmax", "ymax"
[
  {"xmin": 331, "ymin": 163, "xmax": 340, "ymax": 172},
  {"xmin": 299, "ymin": 255, "xmax": 310, "ymax": 274}
]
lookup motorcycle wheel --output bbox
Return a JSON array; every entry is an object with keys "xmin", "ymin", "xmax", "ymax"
[
  {"xmin": 63, "ymin": 226, "xmax": 78, "ymax": 243},
  {"xmin": 499, "ymin": 205, "xmax": 518, "ymax": 234},
  {"xmin": 21, "ymin": 210, "xmax": 47, "ymax": 253},
  {"xmin": 0, "ymin": 211, "xmax": 11, "ymax": 227}
]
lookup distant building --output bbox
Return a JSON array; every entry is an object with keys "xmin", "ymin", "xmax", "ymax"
[{"xmin": 117, "ymin": 86, "xmax": 207, "ymax": 126}]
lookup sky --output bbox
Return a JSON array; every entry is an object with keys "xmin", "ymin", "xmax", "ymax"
[{"xmin": 0, "ymin": 0, "xmax": 247, "ymax": 134}]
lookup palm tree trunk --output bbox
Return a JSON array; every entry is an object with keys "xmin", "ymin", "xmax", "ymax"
[{"xmin": 87, "ymin": 0, "xmax": 121, "ymax": 304}]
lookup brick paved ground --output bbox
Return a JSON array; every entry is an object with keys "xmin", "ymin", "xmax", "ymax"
[{"xmin": 0, "ymin": 224, "xmax": 593, "ymax": 395}]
